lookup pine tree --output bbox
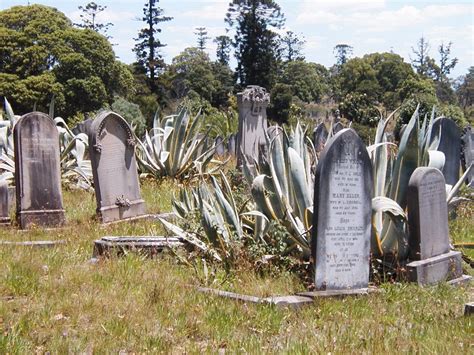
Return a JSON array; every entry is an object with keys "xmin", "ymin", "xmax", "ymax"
[
  {"xmin": 225, "ymin": 0, "xmax": 285, "ymax": 89},
  {"xmin": 214, "ymin": 35, "xmax": 232, "ymax": 65},
  {"xmin": 195, "ymin": 27, "xmax": 210, "ymax": 51},
  {"xmin": 75, "ymin": 2, "xmax": 113, "ymax": 38},
  {"xmin": 133, "ymin": 0, "xmax": 172, "ymax": 91},
  {"xmin": 333, "ymin": 44, "xmax": 353, "ymax": 66},
  {"xmin": 279, "ymin": 31, "xmax": 305, "ymax": 61}
]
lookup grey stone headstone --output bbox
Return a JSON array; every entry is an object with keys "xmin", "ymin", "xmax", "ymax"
[
  {"xmin": 89, "ymin": 111, "xmax": 146, "ymax": 223},
  {"xmin": 430, "ymin": 117, "xmax": 461, "ymax": 186},
  {"xmin": 461, "ymin": 126, "xmax": 473, "ymax": 185},
  {"xmin": 236, "ymin": 85, "xmax": 269, "ymax": 165},
  {"xmin": 407, "ymin": 168, "xmax": 450, "ymax": 260},
  {"xmin": 0, "ymin": 181, "xmax": 10, "ymax": 225},
  {"xmin": 215, "ymin": 136, "xmax": 225, "ymax": 157},
  {"xmin": 14, "ymin": 112, "xmax": 65, "ymax": 229},
  {"xmin": 333, "ymin": 122, "xmax": 343, "ymax": 134},
  {"xmin": 312, "ymin": 128, "xmax": 373, "ymax": 293},
  {"xmin": 406, "ymin": 167, "xmax": 468, "ymax": 285},
  {"xmin": 227, "ymin": 134, "xmax": 236, "ymax": 157},
  {"xmin": 72, "ymin": 118, "xmax": 93, "ymax": 136},
  {"xmin": 313, "ymin": 123, "xmax": 328, "ymax": 153}
]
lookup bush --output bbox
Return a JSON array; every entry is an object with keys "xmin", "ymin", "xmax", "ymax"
[
  {"xmin": 338, "ymin": 92, "xmax": 379, "ymax": 126},
  {"xmin": 439, "ymin": 104, "xmax": 468, "ymax": 128},
  {"xmin": 110, "ymin": 96, "xmax": 147, "ymax": 136}
]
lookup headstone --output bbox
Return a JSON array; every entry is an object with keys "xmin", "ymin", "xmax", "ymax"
[
  {"xmin": 89, "ymin": 111, "xmax": 146, "ymax": 223},
  {"xmin": 461, "ymin": 126, "xmax": 473, "ymax": 186},
  {"xmin": 215, "ymin": 136, "xmax": 225, "ymax": 157},
  {"xmin": 311, "ymin": 128, "xmax": 373, "ymax": 294},
  {"xmin": 406, "ymin": 167, "xmax": 469, "ymax": 285},
  {"xmin": 333, "ymin": 121, "xmax": 343, "ymax": 134},
  {"xmin": 236, "ymin": 85, "xmax": 269, "ymax": 164},
  {"xmin": 14, "ymin": 112, "xmax": 65, "ymax": 229},
  {"xmin": 429, "ymin": 117, "xmax": 461, "ymax": 186},
  {"xmin": 72, "ymin": 118, "xmax": 93, "ymax": 136},
  {"xmin": 228, "ymin": 134, "xmax": 236, "ymax": 157},
  {"xmin": 313, "ymin": 123, "xmax": 328, "ymax": 153},
  {"xmin": 0, "ymin": 181, "xmax": 10, "ymax": 225}
]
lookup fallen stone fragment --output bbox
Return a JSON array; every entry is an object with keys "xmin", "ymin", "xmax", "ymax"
[
  {"xmin": 92, "ymin": 236, "xmax": 185, "ymax": 258},
  {"xmin": 197, "ymin": 287, "xmax": 314, "ymax": 309},
  {"xmin": 0, "ymin": 240, "xmax": 65, "ymax": 247}
]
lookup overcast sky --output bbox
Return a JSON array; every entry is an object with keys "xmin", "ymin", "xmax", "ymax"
[{"xmin": 1, "ymin": 0, "xmax": 473, "ymax": 78}]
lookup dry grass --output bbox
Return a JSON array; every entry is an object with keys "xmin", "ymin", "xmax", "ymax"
[{"xmin": 0, "ymin": 179, "xmax": 472, "ymax": 353}]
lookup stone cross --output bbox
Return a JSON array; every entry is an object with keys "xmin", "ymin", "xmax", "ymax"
[
  {"xmin": 236, "ymin": 85, "xmax": 269, "ymax": 165},
  {"xmin": 429, "ymin": 117, "xmax": 461, "ymax": 186},
  {"xmin": 14, "ymin": 112, "xmax": 65, "ymax": 229},
  {"xmin": 311, "ymin": 128, "xmax": 373, "ymax": 294},
  {"xmin": 406, "ymin": 167, "xmax": 469, "ymax": 285},
  {"xmin": 89, "ymin": 111, "xmax": 146, "ymax": 223}
]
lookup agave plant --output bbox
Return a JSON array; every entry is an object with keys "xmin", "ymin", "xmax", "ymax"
[
  {"xmin": 0, "ymin": 98, "xmax": 93, "ymax": 188},
  {"xmin": 241, "ymin": 122, "xmax": 316, "ymax": 259},
  {"xmin": 159, "ymin": 172, "xmax": 267, "ymax": 262},
  {"xmin": 136, "ymin": 107, "xmax": 223, "ymax": 180},
  {"xmin": 370, "ymin": 106, "xmax": 471, "ymax": 261}
]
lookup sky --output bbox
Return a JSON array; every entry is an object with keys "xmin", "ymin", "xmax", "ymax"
[{"xmin": 1, "ymin": 0, "xmax": 473, "ymax": 78}]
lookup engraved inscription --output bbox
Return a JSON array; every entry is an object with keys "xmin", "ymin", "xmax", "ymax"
[{"xmin": 325, "ymin": 157, "xmax": 365, "ymax": 277}]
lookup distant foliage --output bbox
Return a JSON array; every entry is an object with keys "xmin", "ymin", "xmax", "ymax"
[
  {"xmin": 0, "ymin": 5, "xmax": 133, "ymax": 119},
  {"xmin": 225, "ymin": 0, "xmax": 284, "ymax": 90},
  {"xmin": 110, "ymin": 96, "xmax": 147, "ymax": 136}
]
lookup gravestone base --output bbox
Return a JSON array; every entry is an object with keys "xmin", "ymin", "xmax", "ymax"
[
  {"xmin": 98, "ymin": 199, "xmax": 146, "ymax": 224},
  {"xmin": 406, "ymin": 250, "xmax": 467, "ymax": 286},
  {"xmin": 17, "ymin": 209, "xmax": 65, "ymax": 229},
  {"xmin": 0, "ymin": 216, "xmax": 11, "ymax": 225},
  {"xmin": 298, "ymin": 288, "xmax": 369, "ymax": 298}
]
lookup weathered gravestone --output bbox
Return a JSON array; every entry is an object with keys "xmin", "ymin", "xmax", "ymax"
[
  {"xmin": 89, "ymin": 111, "xmax": 146, "ymax": 223},
  {"xmin": 313, "ymin": 123, "xmax": 328, "ymax": 153},
  {"xmin": 14, "ymin": 112, "xmax": 65, "ymax": 229},
  {"xmin": 406, "ymin": 167, "xmax": 470, "ymax": 285},
  {"xmin": 0, "ymin": 181, "xmax": 10, "ymax": 225},
  {"xmin": 215, "ymin": 136, "xmax": 225, "ymax": 157},
  {"xmin": 461, "ymin": 126, "xmax": 473, "ymax": 186},
  {"xmin": 308, "ymin": 129, "xmax": 373, "ymax": 295},
  {"xmin": 429, "ymin": 117, "xmax": 461, "ymax": 186},
  {"xmin": 72, "ymin": 118, "xmax": 93, "ymax": 136},
  {"xmin": 333, "ymin": 121, "xmax": 344, "ymax": 134},
  {"xmin": 236, "ymin": 85, "xmax": 269, "ymax": 164},
  {"xmin": 227, "ymin": 134, "xmax": 236, "ymax": 157}
]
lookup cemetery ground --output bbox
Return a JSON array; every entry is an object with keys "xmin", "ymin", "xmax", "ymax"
[{"xmin": 0, "ymin": 179, "xmax": 472, "ymax": 353}]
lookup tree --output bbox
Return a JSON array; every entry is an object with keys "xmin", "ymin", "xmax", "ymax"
[
  {"xmin": 168, "ymin": 47, "xmax": 219, "ymax": 102},
  {"xmin": 75, "ymin": 2, "xmax": 113, "ymax": 38},
  {"xmin": 279, "ymin": 31, "xmax": 305, "ymax": 61},
  {"xmin": 456, "ymin": 67, "xmax": 474, "ymax": 108},
  {"xmin": 0, "ymin": 4, "xmax": 133, "ymax": 118},
  {"xmin": 410, "ymin": 36, "xmax": 437, "ymax": 78},
  {"xmin": 134, "ymin": 0, "xmax": 172, "ymax": 91},
  {"xmin": 195, "ymin": 27, "xmax": 210, "ymax": 51},
  {"xmin": 278, "ymin": 61, "xmax": 328, "ymax": 103},
  {"xmin": 437, "ymin": 42, "xmax": 458, "ymax": 82},
  {"xmin": 225, "ymin": 0, "xmax": 285, "ymax": 90},
  {"xmin": 214, "ymin": 35, "xmax": 232, "ymax": 65},
  {"xmin": 333, "ymin": 44, "xmax": 353, "ymax": 66}
]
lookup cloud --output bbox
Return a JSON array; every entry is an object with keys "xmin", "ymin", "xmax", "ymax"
[
  {"xmin": 296, "ymin": 3, "xmax": 471, "ymax": 33},
  {"xmin": 179, "ymin": 1, "xmax": 229, "ymax": 21}
]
